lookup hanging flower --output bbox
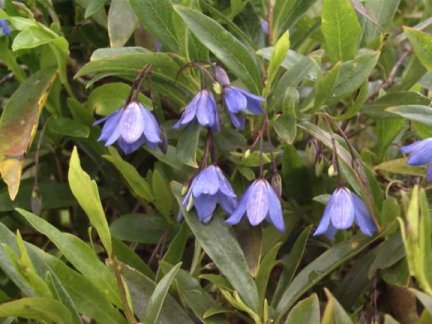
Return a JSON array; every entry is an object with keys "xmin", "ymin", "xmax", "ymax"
[
  {"xmin": 180, "ymin": 165, "xmax": 237, "ymax": 223},
  {"xmin": 93, "ymin": 101, "xmax": 162, "ymax": 154},
  {"xmin": 401, "ymin": 138, "xmax": 432, "ymax": 180},
  {"xmin": 314, "ymin": 187, "xmax": 377, "ymax": 239},
  {"xmin": 214, "ymin": 66, "xmax": 265, "ymax": 130},
  {"xmin": 173, "ymin": 89, "xmax": 220, "ymax": 131},
  {"xmin": 0, "ymin": 20, "xmax": 11, "ymax": 36},
  {"xmin": 226, "ymin": 179, "xmax": 285, "ymax": 232}
]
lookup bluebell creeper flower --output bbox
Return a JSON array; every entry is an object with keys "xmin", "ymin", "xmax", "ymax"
[
  {"xmin": 214, "ymin": 66, "xmax": 265, "ymax": 130},
  {"xmin": 314, "ymin": 187, "xmax": 377, "ymax": 239},
  {"xmin": 260, "ymin": 19, "xmax": 269, "ymax": 34},
  {"xmin": 0, "ymin": 20, "xmax": 11, "ymax": 36},
  {"xmin": 173, "ymin": 89, "xmax": 220, "ymax": 131},
  {"xmin": 226, "ymin": 179, "xmax": 285, "ymax": 232},
  {"xmin": 93, "ymin": 101, "xmax": 162, "ymax": 154},
  {"xmin": 180, "ymin": 165, "xmax": 237, "ymax": 223},
  {"xmin": 401, "ymin": 138, "xmax": 432, "ymax": 180}
]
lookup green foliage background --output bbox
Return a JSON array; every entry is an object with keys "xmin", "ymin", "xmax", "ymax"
[{"xmin": 0, "ymin": 0, "xmax": 432, "ymax": 323}]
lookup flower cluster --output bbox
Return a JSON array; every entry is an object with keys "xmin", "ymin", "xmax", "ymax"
[
  {"xmin": 314, "ymin": 187, "xmax": 377, "ymax": 239},
  {"xmin": 401, "ymin": 138, "xmax": 432, "ymax": 180}
]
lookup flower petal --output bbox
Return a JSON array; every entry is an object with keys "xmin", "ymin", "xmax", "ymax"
[
  {"xmin": 265, "ymin": 182, "xmax": 285, "ymax": 232},
  {"xmin": 97, "ymin": 110, "xmax": 123, "ymax": 142},
  {"xmin": 119, "ymin": 102, "xmax": 145, "ymax": 143},
  {"xmin": 196, "ymin": 90, "xmax": 216, "ymax": 127},
  {"xmin": 427, "ymin": 162, "xmax": 432, "ymax": 180},
  {"xmin": 224, "ymin": 87, "xmax": 247, "ymax": 113},
  {"xmin": 228, "ymin": 111, "xmax": 246, "ymax": 130},
  {"xmin": 350, "ymin": 192, "xmax": 377, "ymax": 236},
  {"xmin": 93, "ymin": 109, "xmax": 121, "ymax": 126},
  {"xmin": 218, "ymin": 193, "xmax": 238, "ymax": 214},
  {"xmin": 226, "ymin": 186, "xmax": 251, "ymax": 225},
  {"xmin": 140, "ymin": 104, "xmax": 162, "ymax": 144},
  {"xmin": 400, "ymin": 139, "xmax": 432, "ymax": 154},
  {"xmin": 194, "ymin": 194, "xmax": 218, "ymax": 223},
  {"xmin": 246, "ymin": 180, "xmax": 269, "ymax": 226},
  {"xmin": 406, "ymin": 140, "xmax": 432, "ymax": 165},
  {"xmin": 329, "ymin": 188, "xmax": 355, "ymax": 230},
  {"xmin": 117, "ymin": 135, "xmax": 145, "ymax": 154},
  {"xmin": 314, "ymin": 200, "xmax": 332, "ymax": 236},
  {"xmin": 192, "ymin": 166, "xmax": 220, "ymax": 197},
  {"xmin": 215, "ymin": 166, "xmax": 236, "ymax": 197},
  {"xmin": 173, "ymin": 93, "xmax": 199, "ymax": 128}
]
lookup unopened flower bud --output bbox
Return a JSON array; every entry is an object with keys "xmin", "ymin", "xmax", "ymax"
[
  {"xmin": 328, "ymin": 164, "xmax": 335, "ymax": 177},
  {"xmin": 271, "ymin": 173, "xmax": 283, "ymax": 198},
  {"xmin": 213, "ymin": 65, "xmax": 230, "ymax": 87}
]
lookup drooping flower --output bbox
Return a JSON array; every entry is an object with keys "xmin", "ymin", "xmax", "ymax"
[
  {"xmin": 180, "ymin": 165, "xmax": 237, "ymax": 223},
  {"xmin": 226, "ymin": 179, "xmax": 285, "ymax": 232},
  {"xmin": 93, "ymin": 101, "xmax": 162, "ymax": 154},
  {"xmin": 260, "ymin": 19, "xmax": 269, "ymax": 35},
  {"xmin": 401, "ymin": 138, "xmax": 432, "ymax": 179},
  {"xmin": 173, "ymin": 89, "xmax": 220, "ymax": 131},
  {"xmin": 0, "ymin": 20, "xmax": 11, "ymax": 36},
  {"xmin": 214, "ymin": 66, "xmax": 265, "ymax": 130},
  {"xmin": 314, "ymin": 187, "xmax": 377, "ymax": 239}
]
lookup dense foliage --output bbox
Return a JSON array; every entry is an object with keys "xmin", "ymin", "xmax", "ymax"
[{"xmin": 1, "ymin": 0, "xmax": 432, "ymax": 323}]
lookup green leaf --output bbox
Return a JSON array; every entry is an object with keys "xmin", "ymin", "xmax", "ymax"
[
  {"xmin": 272, "ymin": 226, "xmax": 312, "ymax": 306},
  {"xmin": 103, "ymin": 147, "xmax": 154, "ymax": 202},
  {"xmin": 121, "ymin": 265, "xmax": 192, "ymax": 323},
  {"xmin": 275, "ymin": 232, "xmax": 386, "ymax": 321},
  {"xmin": 0, "ymin": 68, "xmax": 56, "ymax": 200},
  {"xmin": 87, "ymin": 82, "xmax": 152, "ymax": 116},
  {"xmin": 48, "ymin": 117, "xmax": 90, "ymax": 138},
  {"xmin": 15, "ymin": 208, "xmax": 121, "ymax": 306},
  {"xmin": 68, "ymin": 147, "xmax": 112, "ymax": 255},
  {"xmin": 85, "ymin": 0, "xmax": 107, "ymax": 18},
  {"xmin": 108, "ymin": 0, "xmax": 137, "ymax": 48},
  {"xmin": 322, "ymin": 289, "xmax": 353, "ymax": 324},
  {"xmin": 176, "ymin": 123, "xmax": 201, "ymax": 168},
  {"xmin": 110, "ymin": 213, "xmax": 171, "ymax": 244},
  {"xmin": 152, "ymin": 169, "xmax": 176, "ymax": 217},
  {"xmin": 255, "ymin": 243, "xmax": 282, "ymax": 305},
  {"xmin": 386, "ymin": 105, "xmax": 432, "ymax": 125},
  {"xmin": 375, "ymin": 158, "xmax": 425, "ymax": 177},
  {"xmin": 404, "ymin": 27, "xmax": 432, "ymax": 71},
  {"xmin": 129, "ymin": 0, "xmax": 179, "ymax": 52},
  {"xmin": 268, "ymin": 31, "xmax": 290, "ymax": 86},
  {"xmin": 284, "ymin": 294, "xmax": 320, "ymax": 324},
  {"xmin": 0, "ymin": 224, "xmax": 126, "ymax": 324},
  {"xmin": 159, "ymin": 262, "xmax": 226, "ymax": 323},
  {"xmin": 174, "ymin": 5, "xmax": 261, "ymax": 93},
  {"xmin": 141, "ymin": 263, "xmax": 182, "ymax": 323},
  {"xmin": 322, "ymin": 0, "xmax": 361, "ymax": 62},
  {"xmin": 0, "ymin": 297, "xmax": 73, "ymax": 324},
  {"xmin": 172, "ymin": 181, "xmax": 260, "ymax": 314},
  {"xmin": 273, "ymin": 0, "xmax": 317, "ymax": 40}
]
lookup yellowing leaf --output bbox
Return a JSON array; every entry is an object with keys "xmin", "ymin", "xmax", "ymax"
[{"xmin": 0, "ymin": 159, "xmax": 22, "ymax": 200}]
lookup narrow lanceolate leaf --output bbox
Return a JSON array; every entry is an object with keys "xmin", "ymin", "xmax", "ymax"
[
  {"xmin": 322, "ymin": 0, "xmax": 361, "ymax": 62},
  {"xmin": 171, "ymin": 182, "xmax": 260, "ymax": 314},
  {"xmin": 108, "ymin": 0, "xmax": 138, "ymax": 48},
  {"xmin": 0, "ymin": 297, "xmax": 74, "ymax": 324},
  {"xmin": 268, "ymin": 31, "xmax": 290, "ymax": 87},
  {"xmin": 404, "ymin": 27, "xmax": 432, "ymax": 71},
  {"xmin": 386, "ymin": 105, "xmax": 432, "ymax": 125},
  {"xmin": 174, "ymin": 5, "xmax": 262, "ymax": 93},
  {"xmin": 0, "ymin": 68, "xmax": 56, "ymax": 200},
  {"xmin": 141, "ymin": 263, "xmax": 182, "ymax": 324},
  {"xmin": 69, "ymin": 147, "xmax": 112, "ymax": 255}
]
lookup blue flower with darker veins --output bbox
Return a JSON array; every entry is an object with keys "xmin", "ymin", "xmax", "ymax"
[
  {"xmin": 214, "ymin": 66, "xmax": 265, "ymax": 130},
  {"xmin": 401, "ymin": 138, "xmax": 432, "ymax": 180},
  {"xmin": 173, "ymin": 89, "xmax": 220, "ymax": 131},
  {"xmin": 314, "ymin": 187, "xmax": 377, "ymax": 239},
  {"xmin": 226, "ymin": 179, "xmax": 285, "ymax": 232},
  {"xmin": 0, "ymin": 20, "xmax": 11, "ymax": 36},
  {"xmin": 180, "ymin": 165, "xmax": 237, "ymax": 223},
  {"xmin": 93, "ymin": 101, "xmax": 162, "ymax": 155}
]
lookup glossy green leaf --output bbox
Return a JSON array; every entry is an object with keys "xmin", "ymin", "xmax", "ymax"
[
  {"xmin": 16, "ymin": 208, "xmax": 121, "ymax": 306},
  {"xmin": 152, "ymin": 169, "xmax": 176, "ymax": 217},
  {"xmin": 405, "ymin": 27, "xmax": 432, "ymax": 71},
  {"xmin": 322, "ymin": 289, "xmax": 353, "ymax": 324},
  {"xmin": 108, "ymin": 0, "xmax": 137, "ymax": 48},
  {"xmin": 0, "ymin": 297, "xmax": 73, "ymax": 324},
  {"xmin": 322, "ymin": 0, "xmax": 361, "ymax": 62},
  {"xmin": 103, "ymin": 147, "xmax": 154, "ymax": 202},
  {"xmin": 141, "ymin": 263, "xmax": 181, "ymax": 324},
  {"xmin": 176, "ymin": 123, "xmax": 201, "ymax": 168},
  {"xmin": 172, "ymin": 181, "xmax": 260, "ymax": 314},
  {"xmin": 48, "ymin": 117, "xmax": 90, "ymax": 138},
  {"xmin": 284, "ymin": 294, "xmax": 320, "ymax": 324},
  {"xmin": 275, "ymin": 232, "xmax": 385, "ymax": 321},
  {"xmin": 174, "ymin": 5, "xmax": 261, "ymax": 93},
  {"xmin": 69, "ymin": 147, "xmax": 112, "ymax": 255},
  {"xmin": 268, "ymin": 30, "xmax": 290, "ymax": 86},
  {"xmin": 255, "ymin": 243, "xmax": 281, "ymax": 305},
  {"xmin": 386, "ymin": 105, "xmax": 432, "ymax": 125}
]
